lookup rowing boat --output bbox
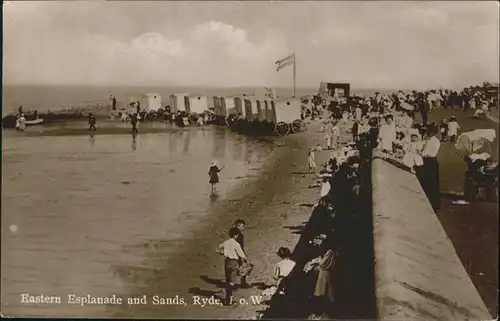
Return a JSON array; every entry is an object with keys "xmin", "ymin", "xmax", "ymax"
[{"xmin": 26, "ymin": 118, "xmax": 44, "ymax": 125}]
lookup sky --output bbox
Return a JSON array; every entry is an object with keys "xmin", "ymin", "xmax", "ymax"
[{"xmin": 3, "ymin": 1, "xmax": 499, "ymax": 89}]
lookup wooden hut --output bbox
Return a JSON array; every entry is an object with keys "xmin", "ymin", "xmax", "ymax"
[
  {"xmin": 169, "ymin": 94, "xmax": 189, "ymax": 113},
  {"xmin": 224, "ymin": 97, "xmax": 237, "ymax": 117},
  {"xmin": 234, "ymin": 97, "xmax": 244, "ymax": 118},
  {"xmin": 143, "ymin": 93, "xmax": 162, "ymax": 111},
  {"xmin": 219, "ymin": 97, "xmax": 227, "ymax": 117},
  {"xmin": 188, "ymin": 95, "xmax": 209, "ymax": 114}
]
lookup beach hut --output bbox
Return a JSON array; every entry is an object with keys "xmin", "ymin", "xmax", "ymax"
[
  {"xmin": 217, "ymin": 97, "xmax": 227, "ymax": 117},
  {"xmin": 144, "ymin": 93, "xmax": 162, "ymax": 112},
  {"xmin": 255, "ymin": 99, "xmax": 268, "ymax": 122},
  {"xmin": 169, "ymin": 93, "xmax": 189, "ymax": 113},
  {"xmin": 213, "ymin": 96, "xmax": 221, "ymax": 116},
  {"xmin": 271, "ymin": 97, "xmax": 306, "ymax": 135},
  {"xmin": 244, "ymin": 98, "xmax": 260, "ymax": 121},
  {"xmin": 188, "ymin": 95, "xmax": 209, "ymax": 114},
  {"xmin": 234, "ymin": 97, "xmax": 245, "ymax": 118},
  {"xmin": 244, "ymin": 99, "xmax": 253, "ymax": 121},
  {"xmin": 225, "ymin": 97, "xmax": 237, "ymax": 117}
]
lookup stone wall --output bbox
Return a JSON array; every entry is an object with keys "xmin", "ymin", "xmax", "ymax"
[{"xmin": 372, "ymin": 158, "xmax": 491, "ymax": 320}]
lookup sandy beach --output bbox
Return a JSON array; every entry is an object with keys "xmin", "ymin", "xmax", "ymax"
[
  {"xmin": 3, "ymin": 110, "xmax": 498, "ymax": 318},
  {"xmin": 2, "ymin": 118, "xmax": 350, "ymax": 318},
  {"xmin": 2, "ymin": 125, "xmax": 279, "ymax": 317}
]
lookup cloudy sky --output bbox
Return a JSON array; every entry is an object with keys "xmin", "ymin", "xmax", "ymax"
[{"xmin": 3, "ymin": 1, "xmax": 499, "ymax": 89}]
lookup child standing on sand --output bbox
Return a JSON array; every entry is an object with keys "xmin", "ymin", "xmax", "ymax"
[
  {"xmin": 308, "ymin": 148, "xmax": 316, "ymax": 174},
  {"xmin": 208, "ymin": 161, "xmax": 224, "ymax": 194},
  {"xmin": 331, "ymin": 121, "xmax": 340, "ymax": 150}
]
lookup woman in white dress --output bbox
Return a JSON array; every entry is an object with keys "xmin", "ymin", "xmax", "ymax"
[{"xmin": 378, "ymin": 115, "xmax": 396, "ymax": 153}]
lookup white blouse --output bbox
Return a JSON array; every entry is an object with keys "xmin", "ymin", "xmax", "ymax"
[{"xmin": 421, "ymin": 136, "xmax": 441, "ymax": 158}]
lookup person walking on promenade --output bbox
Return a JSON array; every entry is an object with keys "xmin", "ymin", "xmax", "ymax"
[
  {"xmin": 418, "ymin": 124, "xmax": 441, "ymax": 211},
  {"xmin": 216, "ymin": 227, "xmax": 248, "ymax": 306},
  {"xmin": 419, "ymin": 95, "xmax": 429, "ymax": 124},
  {"xmin": 88, "ymin": 113, "xmax": 97, "ymax": 133},
  {"xmin": 233, "ymin": 220, "xmax": 250, "ymax": 288},
  {"xmin": 324, "ymin": 121, "xmax": 333, "ymax": 150},
  {"xmin": 308, "ymin": 148, "xmax": 317, "ymax": 173},
  {"xmin": 131, "ymin": 113, "xmax": 139, "ymax": 135},
  {"xmin": 352, "ymin": 120, "xmax": 360, "ymax": 142},
  {"xmin": 208, "ymin": 161, "xmax": 224, "ymax": 195},
  {"xmin": 331, "ymin": 120, "xmax": 340, "ymax": 150},
  {"xmin": 447, "ymin": 116, "xmax": 460, "ymax": 142},
  {"xmin": 378, "ymin": 115, "xmax": 396, "ymax": 153}
]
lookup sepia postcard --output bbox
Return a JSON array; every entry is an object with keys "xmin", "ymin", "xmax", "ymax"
[{"xmin": 1, "ymin": 1, "xmax": 498, "ymax": 319}]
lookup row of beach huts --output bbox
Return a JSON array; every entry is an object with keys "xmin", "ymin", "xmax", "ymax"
[
  {"xmin": 137, "ymin": 92, "xmax": 306, "ymax": 135},
  {"xmin": 2, "ymin": 92, "xmax": 307, "ymax": 136}
]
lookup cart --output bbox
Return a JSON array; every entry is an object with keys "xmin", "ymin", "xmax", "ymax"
[{"xmin": 270, "ymin": 98, "xmax": 307, "ymax": 136}]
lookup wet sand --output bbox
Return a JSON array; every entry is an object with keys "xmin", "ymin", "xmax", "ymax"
[
  {"xmin": 2, "ymin": 118, "xmax": 344, "ymax": 318},
  {"xmin": 3, "ymin": 119, "xmax": 193, "ymax": 137},
  {"xmin": 2, "ymin": 125, "xmax": 278, "ymax": 318},
  {"xmin": 101, "ymin": 120, "xmax": 345, "ymax": 319}
]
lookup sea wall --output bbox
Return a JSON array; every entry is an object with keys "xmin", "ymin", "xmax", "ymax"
[{"xmin": 371, "ymin": 156, "xmax": 491, "ymax": 321}]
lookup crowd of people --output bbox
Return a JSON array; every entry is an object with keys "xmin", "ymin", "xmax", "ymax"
[
  {"xmin": 112, "ymin": 102, "xmax": 214, "ymax": 132},
  {"xmin": 213, "ymin": 103, "xmax": 374, "ymax": 318},
  {"xmin": 213, "ymin": 83, "xmax": 497, "ymax": 319}
]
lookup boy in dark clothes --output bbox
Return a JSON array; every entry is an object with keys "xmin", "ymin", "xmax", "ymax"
[{"xmin": 233, "ymin": 219, "xmax": 249, "ymax": 287}]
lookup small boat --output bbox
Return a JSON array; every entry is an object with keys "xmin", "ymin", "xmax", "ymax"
[{"xmin": 26, "ymin": 118, "xmax": 44, "ymax": 126}]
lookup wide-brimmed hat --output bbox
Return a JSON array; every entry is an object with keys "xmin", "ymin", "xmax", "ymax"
[{"xmin": 277, "ymin": 247, "xmax": 292, "ymax": 258}]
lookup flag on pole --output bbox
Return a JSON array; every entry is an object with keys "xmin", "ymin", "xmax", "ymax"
[{"xmin": 275, "ymin": 53, "xmax": 295, "ymax": 72}]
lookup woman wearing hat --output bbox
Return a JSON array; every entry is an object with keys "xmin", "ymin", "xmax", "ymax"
[
  {"xmin": 273, "ymin": 247, "xmax": 296, "ymax": 291},
  {"xmin": 418, "ymin": 124, "xmax": 441, "ymax": 211},
  {"xmin": 208, "ymin": 161, "xmax": 224, "ymax": 194}
]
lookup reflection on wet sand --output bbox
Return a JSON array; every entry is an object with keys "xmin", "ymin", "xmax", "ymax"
[
  {"xmin": 2, "ymin": 128, "xmax": 275, "ymax": 317},
  {"xmin": 183, "ymin": 131, "xmax": 191, "ymax": 154},
  {"xmin": 212, "ymin": 129, "xmax": 228, "ymax": 160}
]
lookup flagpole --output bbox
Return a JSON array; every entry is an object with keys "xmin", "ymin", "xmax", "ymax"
[{"xmin": 292, "ymin": 53, "xmax": 296, "ymax": 98}]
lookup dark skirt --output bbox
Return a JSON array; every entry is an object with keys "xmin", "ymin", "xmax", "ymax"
[
  {"xmin": 209, "ymin": 173, "xmax": 219, "ymax": 184},
  {"xmin": 420, "ymin": 157, "xmax": 441, "ymax": 210}
]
